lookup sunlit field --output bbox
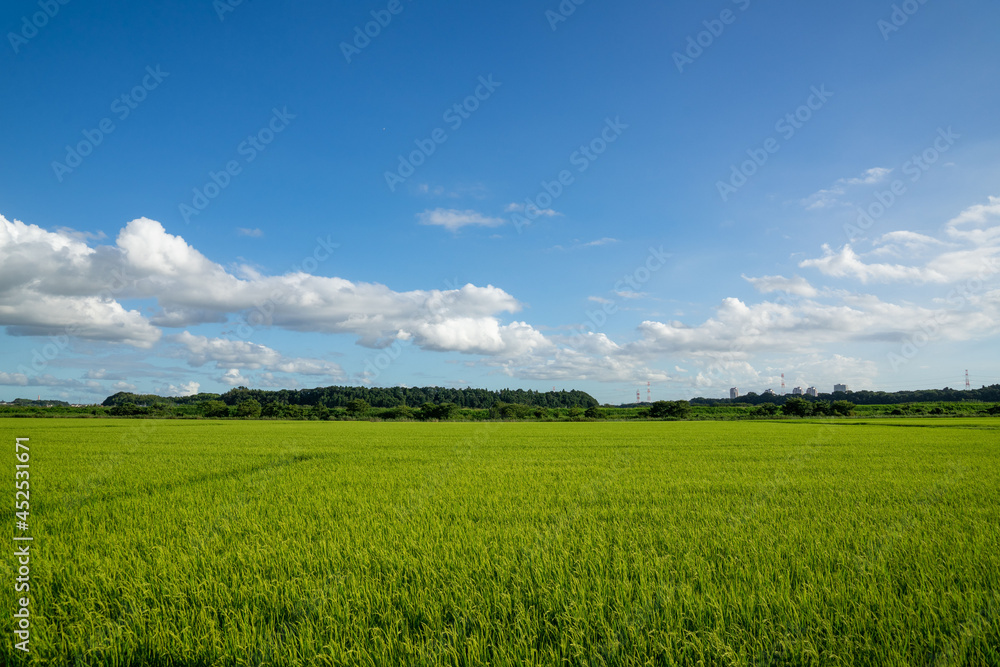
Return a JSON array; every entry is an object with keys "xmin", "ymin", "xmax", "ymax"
[{"xmin": 3, "ymin": 418, "xmax": 998, "ymax": 666}]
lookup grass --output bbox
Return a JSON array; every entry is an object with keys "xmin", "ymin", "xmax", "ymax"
[{"xmin": 2, "ymin": 418, "xmax": 998, "ymax": 665}]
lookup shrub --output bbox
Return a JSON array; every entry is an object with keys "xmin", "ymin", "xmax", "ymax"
[
  {"xmin": 236, "ymin": 399, "xmax": 262, "ymax": 419},
  {"xmin": 649, "ymin": 401, "xmax": 691, "ymax": 420}
]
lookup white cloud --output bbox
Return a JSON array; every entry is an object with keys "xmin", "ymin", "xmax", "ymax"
[
  {"xmin": 554, "ymin": 237, "xmax": 620, "ymax": 251},
  {"xmin": 166, "ymin": 381, "xmax": 199, "ymax": 396},
  {"xmin": 743, "ymin": 274, "xmax": 818, "ymax": 297},
  {"xmin": 844, "ymin": 167, "xmax": 893, "ymax": 186},
  {"xmin": 800, "ymin": 197, "xmax": 1000, "ymax": 285},
  {"xmin": 945, "ymin": 195, "xmax": 1000, "ymax": 245},
  {"xmin": 0, "ymin": 214, "xmax": 160, "ymax": 347},
  {"xmin": 505, "ymin": 202, "xmax": 561, "ymax": 218},
  {"xmin": 870, "ymin": 231, "xmax": 951, "ymax": 257},
  {"xmin": 801, "ymin": 245, "xmax": 945, "ymax": 284},
  {"xmin": 237, "ymin": 228, "xmax": 263, "ymax": 237},
  {"xmin": 0, "ymin": 372, "xmax": 97, "ymax": 389},
  {"xmin": 418, "ymin": 208, "xmax": 504, "ymax": 232},
  {"xmin": 0, "ymin": 214, "xmax": 538, "ymax": 360},
  {"xmin": 800, "ymin": 167, "xmax": 893, "ymax": 209},
  {"xmin": 487, "ymin": 331, "xmax": 670, "ymax": 384},
  {"xmin": 582, "ymin": 237, "xmax": 618, "ymax": 247},
  {"xmin": 173, "ymin": 332, "xmax": 345, "ymax": 379},
  {"xmin": 220, "ymin": 369, "xmax": 246, "ymax": 386}
]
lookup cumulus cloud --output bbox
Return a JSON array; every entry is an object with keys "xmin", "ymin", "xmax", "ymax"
[
  {"xmin": 629, "ymin": 290, "xmax": 994, "ymax": 364},
  {"xmin": 0, "ymin": 215, "xmax": 160, "ymax": 347},
  {"xmin": 173, "ymin": 332, "xmax": 345, "ymax": 379},
  {"xmin": 485, "ymin": 332, "xmax": 670, "ymax": 384},
  {"xmin": 166, "ymin": 381, "xmax": 199, "ymax": 396},
  {"xmin": 220, "ymin": 369, "xmax": 246, "ymax": 386},
  {"xmin": 0, "ymin": 214, "xmax": 539, "ymax": 360},
  {"xmin": 5, "ymin": 198, "xmax": 1000, "ymax": 393},
  {"xmin": 800, "ymin": 197, "xmax": 1000, "ymax": 285},
  {"xmin": 418, "ymin": 208, "xmax": 504, "ymax": 232}
]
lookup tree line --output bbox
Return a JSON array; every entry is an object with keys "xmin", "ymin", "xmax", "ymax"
[
  {"xmin": 689, "ymin": 384, "xmax": 1000, "ymax": 406},
  {"xmin": 102, "ymin": 385, "xmax": 599, "ymax": 410}
]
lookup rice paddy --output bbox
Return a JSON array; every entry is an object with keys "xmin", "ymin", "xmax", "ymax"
[{"xmin": 2, "ymin": 418, "xmax": 998, "ymax": 665}]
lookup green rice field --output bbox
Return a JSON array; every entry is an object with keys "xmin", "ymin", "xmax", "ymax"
[{"xmin": 2, "ymin": 418, "xmax": 999, "ymax": 666}]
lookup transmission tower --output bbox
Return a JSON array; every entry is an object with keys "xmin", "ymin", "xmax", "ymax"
[
  {"xmin": 647, "ymin": 381, "xmax": 651, "ymax": 403},
  {"xmin": 965, "ymin": 370, "xmax": 971, "ymax": 391}
]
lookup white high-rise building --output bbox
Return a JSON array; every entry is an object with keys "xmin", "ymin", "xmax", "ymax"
[
  {"xmin": 834, "ymin": 384, "xmax": 849, "ymax": 393},
  {"xmin": 806, "ymin": 387, "xmax": 818, "ymax": 397},
  {"xmin": 730, "ymin": 387, "xmax": 739, "ymax": 399},
  {"xmin": 792, "ymin": 387, "xmax": 804, "ymax": 395}
]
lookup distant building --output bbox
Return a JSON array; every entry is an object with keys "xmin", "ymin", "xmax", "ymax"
[
  {"xmin": 763, "ymin": 389, "xmax": 776, "ymax": 396},
  {"xmin": 792, "ymin": 387, "xmax": 804, "ymax": 395},
  {"xmin": 730, "ymin": 387, "xmax": 739, "ymax": 399},
  {"xmin": 806, "ymin": 387, "xmax": 818, "ymax": 397},
  {"xmin": 834, "ymin": 384, "xmax": 849, "ymax": 393}
]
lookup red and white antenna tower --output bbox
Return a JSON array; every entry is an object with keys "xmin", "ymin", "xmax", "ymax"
[
  {"xmin": 781, "ymin": 373, "xmax": 785, "ymax": 392},
  {"xmin": 647, "ymin": 381, "xmax": 651, "ymax": 403},
  {"xmin": 965, "ymin": 370, "xmax": 971, "ymax": 390},
  {"xmin": 636, "ymin": 389, "xmax": 641, "ymax": 404}
]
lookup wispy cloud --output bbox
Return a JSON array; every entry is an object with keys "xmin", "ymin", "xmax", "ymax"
[
  {"xmin": 800, "ymin": 167, "xmax": 893, "ymax": 209},
  {"xmin": 505, "ymin": 202, "xmax": 561, "ymax": 217},
  {"xmin": 742, "ymin": 274, "xmax": 818, "ymax": 297},
  {"xmin": 552, "ymin": 237, "xmax": 620, "ymax": 252},
  {"xmin": 418, "ymin": 208, "xmax": 505, "ymax": 232},
  {"xmin": 237, "ymin": 227, "xmax": 264, "ymax": 238},
  {"xmin": 615, "ymin": 290, "xmax": 648, "ymax": 300}
]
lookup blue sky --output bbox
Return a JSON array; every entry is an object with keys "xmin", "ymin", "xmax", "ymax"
[{"xmin": 2, "ymin": 0, "xmax": 999, "ymax": 404}]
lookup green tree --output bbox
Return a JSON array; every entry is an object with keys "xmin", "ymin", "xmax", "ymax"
[
  {"xmin": 382, "ymin": 406, "xmax": 415, "ymax": 420},
  {"xmin": 110, "ymin": 402, "xmax": 140, "ymax": 417},
  {"xmin": 831, "ymin": 401, "xmax": 856, "ymax": 416},
  {"xmin": 346, "ymin": 398, "xmax": 371, "ymax": 417},
  {"xmin": 810, "ymin": 401, "xmax": 832, "ymax": 417},
  {"xmin": 754, "ymin": 403, "xmax": 779, "ymax": 417},
  {"xmin": 782, "ymin": 397, "xmax": 811, "ymax": 418},
  {"xmin": 236, "ymin": 399, "xmax": 262, "ymax": 419},
  {"xmin": 421, "ymin": 402, "xmax": 457, "ymax": 420},
  {"xmin": 584, "ymin": 406, "xmax": 604, "ymax": 420},
  {"xmin": 203, "ymin": 400, "xmax": 230, "ymax": 418},
  {"xmin": 649, "ymin": 400, "xmax": 691, "ymax": 420}
]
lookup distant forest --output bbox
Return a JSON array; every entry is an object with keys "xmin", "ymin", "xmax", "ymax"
[
  {"xmin": 690, "ymin": 384, "xmax": 1000, "ymax": 406},
  {"xmin": 101, "ymin": 385, "xmax": 600, "ymax": 410},
  {"xmin": 94, "ymin": 383, "xmax": 1000, "ymax": 411}
]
